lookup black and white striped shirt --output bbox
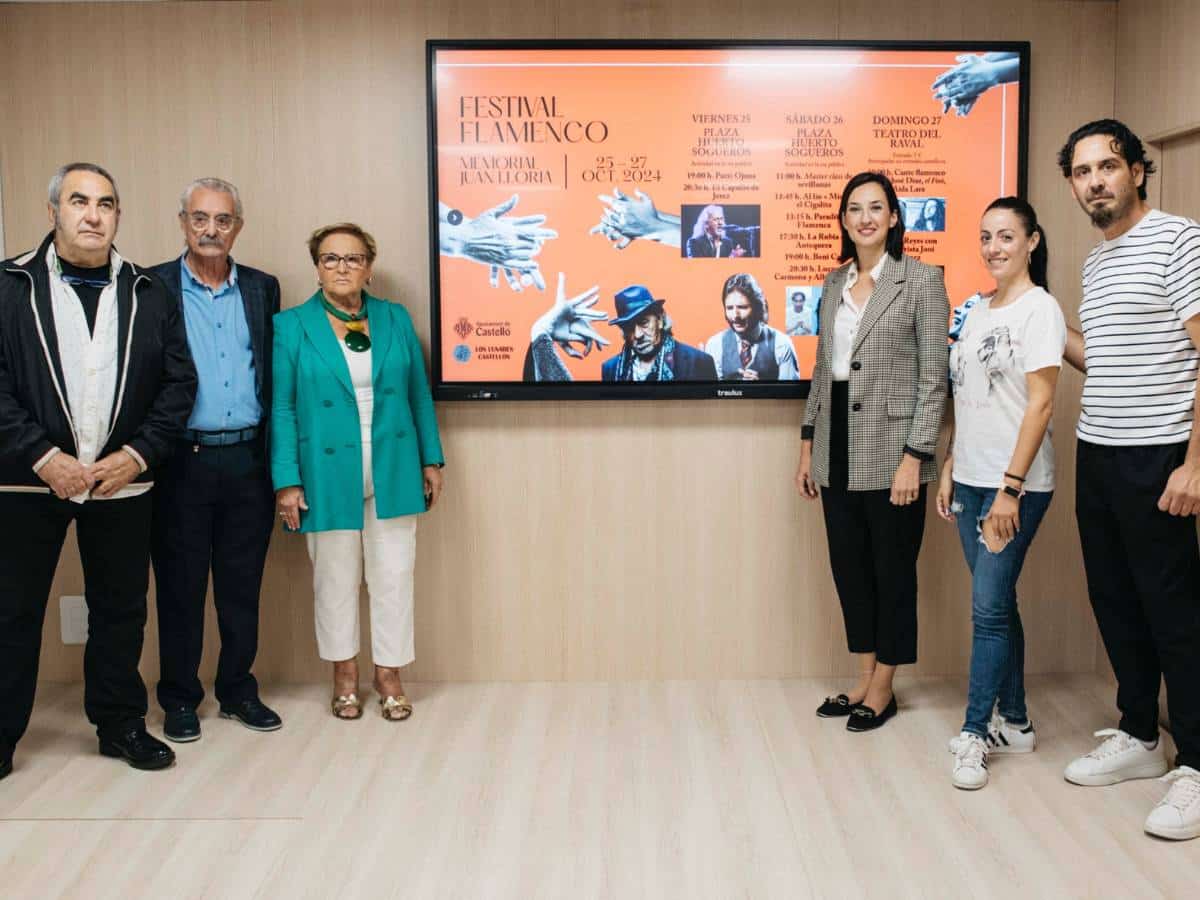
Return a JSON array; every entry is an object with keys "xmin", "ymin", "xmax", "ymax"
[{"xmin": 1078, "ymin": 210, "xmax": 1200, "ymax": 445}]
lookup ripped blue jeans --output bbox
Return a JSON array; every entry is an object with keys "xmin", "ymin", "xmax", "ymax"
[{"xmin": 952, "ymin": 483, "xmax": 1053, "ymax": 738}]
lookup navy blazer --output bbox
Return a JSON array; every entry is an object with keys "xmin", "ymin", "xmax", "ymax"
[{"xmin": 149, "ymin": 255, "xmax": 281, "ymax": 423}]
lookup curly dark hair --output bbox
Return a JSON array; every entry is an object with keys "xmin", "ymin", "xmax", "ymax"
[{"xmin": 1057, "ymin": 119, "xmax": 1156, "ymax": 201}]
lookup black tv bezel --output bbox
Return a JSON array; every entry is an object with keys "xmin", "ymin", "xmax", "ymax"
[{"xmin": 427, "ymin": 38, "xmax": 1031, "ymax": 402}]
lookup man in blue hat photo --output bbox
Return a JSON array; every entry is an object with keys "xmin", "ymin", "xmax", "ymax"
[{"xmin": 601, "ymin": 285, "xmax": 717, "ymax": 382}]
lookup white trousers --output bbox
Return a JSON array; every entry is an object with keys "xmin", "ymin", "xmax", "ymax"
[{"xmin": 306, "ymin": 497, "xmax": 417, "ymax": 667}]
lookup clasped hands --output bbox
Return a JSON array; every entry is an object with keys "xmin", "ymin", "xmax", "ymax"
[
  {"xmin": 589, "ymin": 187, "xmax": 680, "ymax": 249},
  {"xmin": 439, "ymin": 196, "xmax": 557, "ymax": 292},
  {"xmin": 37, "ymin": 449, "xmax": 140, "ymax": 500},
  {"xmin": 931, "ymin": 54, "xmax": 1005, "ymax": 116}
]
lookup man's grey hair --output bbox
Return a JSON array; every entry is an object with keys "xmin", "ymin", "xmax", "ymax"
[
  {"xmin": 48, "ymin": 163, "xmax": 120, "ymax": 207},
  {"xmin": 179, "ymin": 177, "xmax": 243, "ymax": 219},
  {"xmin": 690, "ymin": 204, "xmax": 725, "ymax": 241}
]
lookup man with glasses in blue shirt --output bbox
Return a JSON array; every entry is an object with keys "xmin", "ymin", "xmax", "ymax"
[{"xmin": 148, "ymin": 178, "xmax": 282, "ymax": 743}]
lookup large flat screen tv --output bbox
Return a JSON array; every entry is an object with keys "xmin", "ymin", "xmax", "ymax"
[{"xmin": 427, "ymin": 40, "xmax": 1029, "ymax": 400}]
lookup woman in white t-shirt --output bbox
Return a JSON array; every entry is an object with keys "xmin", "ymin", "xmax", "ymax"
[{"xmin": 937, "ymin": 197, "xmax": 1066, "ymax": 790}]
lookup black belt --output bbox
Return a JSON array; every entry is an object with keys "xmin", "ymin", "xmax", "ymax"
[{"xmin": 182, "ymin": 426, "xmax": 260, "ymax": 447}]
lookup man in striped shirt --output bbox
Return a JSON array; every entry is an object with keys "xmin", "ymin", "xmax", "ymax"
[{"xmin": 1058, "ymin": 119, "xmax": 1200, "ymax": 841}]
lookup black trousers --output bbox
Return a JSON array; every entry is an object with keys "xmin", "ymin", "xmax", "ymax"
[
  {"xmin": 819, "ymin": 382, "xmax": 925, "ymax": 666},
  {"xmin": 151, "ymin": 438, "xmax": 274, "ymax": 711},
  {"xmin": 1076, "ymin": 440, "xmax": 1200, "ymax": 769},
  {"xmin": 0, "ymin": 492, "xmax": 152, "ymax": 751}
]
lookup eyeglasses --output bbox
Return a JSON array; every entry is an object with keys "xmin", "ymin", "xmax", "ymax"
[
  {"xmin": 61, "ymin": 273, "xmax": 112, "ymax": 288},
  {"xmin": 55, "ymin": 258, "xmax": 111, "ymax": 288},
  {"xmin": 185, "ymin": 212, "xmax": 239, "ymax": 233},
  {"xmin": 318, "ymin": 253, "xmax": 368, "ymax": 270}
]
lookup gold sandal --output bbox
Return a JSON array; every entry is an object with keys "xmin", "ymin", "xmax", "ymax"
[
  {"xmin": 331, "ymin": 693, "xmax": 363, "ymax": 720},
  {"xmin": 378, "ymin": 695, "xmax": 412, "ymax": 722}
]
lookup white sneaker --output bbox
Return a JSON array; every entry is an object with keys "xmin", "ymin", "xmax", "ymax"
[
  {"xmin": 949, "ymin": 732, "xmax": 989, "ymax": 790},
  {"xmin": 1144, "ymin": 767, "xmax": 1200, "ymax": 841},
  {"xmin": 1064, "ymin": 729, "xmax": 1169, "ymax": 786},
  {"xmin": 988, "ymin": 711, "xmax": 1036, "ymax": 754}
]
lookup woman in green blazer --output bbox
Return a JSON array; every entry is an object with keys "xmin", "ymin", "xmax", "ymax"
[{"xmin": 273, "ymin": 223, "xmax": 444, "ymax": 722}]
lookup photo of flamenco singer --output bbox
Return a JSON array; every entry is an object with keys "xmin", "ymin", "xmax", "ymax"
[
  {"xmin": 681, "ymin": 204, "xmax": 762, "ymax": 258},
  {"xmin": 785, "ymin": 286, "xmax": 822, "ymax": 337},
  {"xmin": 901, "ymin": 197, "xmax": 947, "ymax": 233}
]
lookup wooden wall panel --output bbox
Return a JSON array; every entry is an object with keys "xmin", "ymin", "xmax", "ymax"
[
  {"xmin": 1107, "ymin": 0, "xmax": 1200, "ymax": 684},
  {"xmin": 1116, "ymin": 0, "xmax": 1200, "ymax": 143},
  {"xmin": 0, "ymin": 0, "xmax": 1120, "ymax": 684},
  {"xmin": 1160, "ymin": 132, "xmax": 1200, "ymax": 219}
]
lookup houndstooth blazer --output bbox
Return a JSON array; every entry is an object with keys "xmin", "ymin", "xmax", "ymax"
[{"xmin": 801, "ymin": 253, "xmax": 949, "ymax": 491}]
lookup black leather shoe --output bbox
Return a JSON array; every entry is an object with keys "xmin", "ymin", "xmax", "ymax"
[
  {"xmin": 845, "ymin": 695, "xmax": 898, "ymax": 732},
  {"xmin": 816, "ymin": 694, "xmax": 858, "ymax": 718},
  {"xmin": 163, "ymin": 707, "xmax": 201, "ymax": 743},
  {"xmin": 219, "ymin": 698, "xmax": 282, "ymax": 732},
  {"xmin": 0, "ymin": 745, "xmax": 12, "ymax": 781},
  {"xmin": 99, "ymin": 728, "xmax": 176, "ymax": 770}
]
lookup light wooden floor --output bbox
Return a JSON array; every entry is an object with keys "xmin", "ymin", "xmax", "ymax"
[{"xmin": 1, "ymin": 676, "xmax": 1196, "ymax": 899}]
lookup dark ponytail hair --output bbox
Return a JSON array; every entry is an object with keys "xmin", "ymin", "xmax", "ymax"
[{"xmin": 984, "ymin": 196, "xmax": 1049, "ymax": 290}]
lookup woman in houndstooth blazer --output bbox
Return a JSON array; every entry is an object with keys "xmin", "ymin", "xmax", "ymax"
[{"xmin": 796, "ymin": 172, "xmax": 950, "ymax": 732}]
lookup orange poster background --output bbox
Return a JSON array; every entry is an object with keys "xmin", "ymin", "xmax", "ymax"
[{"xmin": 433, "ymin": 47, "xmax": 1022, "ymax": 384}]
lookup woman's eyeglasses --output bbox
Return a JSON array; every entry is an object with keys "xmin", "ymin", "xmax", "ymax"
[{"xmin": 318, "ymin": 253, "xmax": 368, "ymax": 270}]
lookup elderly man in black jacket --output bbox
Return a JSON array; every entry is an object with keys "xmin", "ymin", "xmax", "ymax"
[
  {"xmin": 147, "ymin": 178, "xmax": 282, "ymax": 743},
  {"xmin": 0, "ymin": 163, "xmax": 196, "ymax": 780},
  {"xmin": 600, "ymin": 285, "xmax": 718, "ymax": 382}
]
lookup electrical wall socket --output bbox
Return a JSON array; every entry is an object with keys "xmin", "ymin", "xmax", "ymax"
[{"xmin": 60, "ymin": 595, "xmax": 88, "ymax": 645}]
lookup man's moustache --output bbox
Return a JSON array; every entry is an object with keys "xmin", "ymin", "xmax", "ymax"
[{"xmin": 198, "ymin": 236, "xmax": 224, "ymax": 246}]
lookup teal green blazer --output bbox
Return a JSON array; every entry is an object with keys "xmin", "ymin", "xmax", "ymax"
[{"xmin": 271, "ymin": 292, "xmax": 444, "ymax": 533}]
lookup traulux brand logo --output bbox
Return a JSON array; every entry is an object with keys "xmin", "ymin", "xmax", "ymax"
[
  {"xmin": 718, "ymin": 389, "xmax": 744, "ymax": 397},
  {"xmin": 453, "ymin": 317, "xmax": 474, "ymax": 340}
]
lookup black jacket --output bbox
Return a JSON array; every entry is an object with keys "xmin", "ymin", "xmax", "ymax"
[
  {"xmin": 148, "ymin": 255, "xmax": 280, "ymax": 423},
  {"xmin": 600, "ymin": 339, "xmax": 718, "ymax": 381},
  {"xmin": 0, "ymin": 233, "xmax": 197, "ymax": 491},
  {"xmin": 686, "ymin": 235, "xmax": 733, "ymax": 258}
]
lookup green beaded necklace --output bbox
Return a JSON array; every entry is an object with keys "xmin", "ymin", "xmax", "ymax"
[{"xmin": 321, "ymin": 294, "xmax": 370, "ymax": 352}]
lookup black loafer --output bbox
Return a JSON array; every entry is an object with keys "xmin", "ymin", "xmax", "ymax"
[
  {"xmin": 219, "ymin": 698, "xmax": 282, "ymax": 732},
  {"xmin": 163, "ymin": 707, "xmax": 201, "ymax": 743},
  {"xmin": 816, "ymin": 694, "xmax": 858, "ymax": 718},
  {"xmin": 845, "ymin": 695, "xmax": 898, "ymax": 732},
  {"xmin": 99, "ymin": 728, "xmax": 176, "ymax": 770}
]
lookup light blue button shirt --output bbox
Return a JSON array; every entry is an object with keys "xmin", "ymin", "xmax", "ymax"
[{"xmin": 179, "ymin": 255, "xmax": 261, "ymax": 431}]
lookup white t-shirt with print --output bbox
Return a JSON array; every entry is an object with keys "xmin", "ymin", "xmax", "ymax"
[{"xmin": 950, "ymin": 287, "xmax": 1066, "ymax": 492}]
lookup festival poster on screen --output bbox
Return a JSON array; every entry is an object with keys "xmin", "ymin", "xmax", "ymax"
[{"xmin": 430, "ymin": 45, "xmax": 1024, "ymax": 397}]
